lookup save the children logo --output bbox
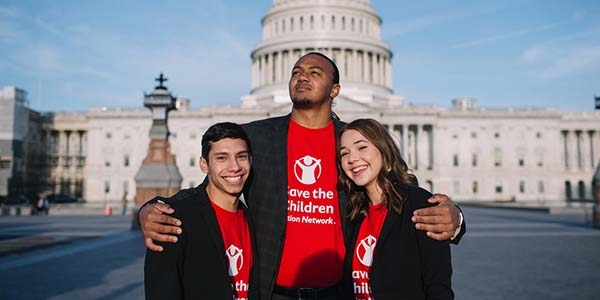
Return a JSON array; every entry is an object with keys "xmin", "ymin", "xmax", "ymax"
[
  {"xmin": 226, "ymin": 244, "xmax": 244, "ymax": 276},
  {"xmin": 356, "ymin": 235, "xmax": 377, "ymax": 266},
  {"xmin": 294, "ymin": 155, "xmax": 322, "ymax": 185}
]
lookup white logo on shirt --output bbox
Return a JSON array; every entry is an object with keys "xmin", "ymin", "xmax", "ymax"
[
  {"xmin": 226, "ymin": 244, "xmax": 244, "ymax": 276},
  {"xmin": 356, "ymin": 235, "xmax": 377, "ymax": 266},
  {"xmin": 294, "ymin": 155, "xmax": 322, "ymax": 185}
]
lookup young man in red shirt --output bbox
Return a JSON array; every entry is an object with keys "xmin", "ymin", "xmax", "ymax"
[
  {"xmin": 144, "ymin": 122, "xmax": 255, "ymax": 300},
  {"xmin": 140, "ymin": 53, "xmax": 464, "ymax": 299}
]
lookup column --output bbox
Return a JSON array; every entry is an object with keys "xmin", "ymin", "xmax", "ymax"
[
  {"xmin": 591, "ymin": 130, "xmax": 598, "ymax": 168},
  {"xmin": 259, "ymin": 55, "xmax": 265, "ymax": 87},
  {"xmin": 386, "ymin": 56, "xmax": 392, "ymax": 88},
  {"xmin": 562, "ymin": 130, "xmax": 569, "ymax": 169},
  {"xmin": 374, "ymin": 53, "xmax": 379, "ymax": 84},
  {"xmin": 581, "ymin": 130, "xmax": 589, "ymax": 170},
  {"xmin": 569, "ymin": 131, "xmax": 578, "ymax": 170},
  {"xmin": 401, "ymin": 124, "xmax": 408, "ymax": 160},
  {"xmin": 416, "ymin": 125, "xmax": 423, "ymax": 170},
  {"xmin": 352, "ymin": 49, "xmax": 358, "ymax": 81},
  {"xmin": 576, "ymin": 130, "xmax": 583, "ymax": 169},
  {"xmin": 362, "ymin": 51, "xmax": 368, "ymax": 82},
  {"xmin": 423, "ymin": 125, "xmax": 433, "ymax": 170},
  {"xmin": 388, "ymin": 124, "xmax": 401, "ymax": 152},
  {"xmin": 339, "ymin": 48, "xmax": 346, "ymax": 81},
  {"xmin": 251, "ymin": 58, "xmax": 258, "ymax": 88},
  {"xmin": 275, "ymin": 51, "xmax": 282, "ymax": 84}
]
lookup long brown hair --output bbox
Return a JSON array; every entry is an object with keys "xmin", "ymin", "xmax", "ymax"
[{"xmin": 337, "ymin": 119, "xmax": 417, "ymax": 221}]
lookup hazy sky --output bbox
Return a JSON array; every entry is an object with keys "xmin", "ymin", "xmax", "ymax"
[{"xmin": 1, "ymin": 0, "xmax": 599, "ymax": 112}]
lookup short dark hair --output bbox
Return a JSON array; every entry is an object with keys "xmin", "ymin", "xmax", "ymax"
[
  {"xmin": 201, "ymin": 122, "xmax": 252, "ymax": 161},
  {"xmin": 303, "ymin": 51, "xmax": 340, "ymax": 85}
]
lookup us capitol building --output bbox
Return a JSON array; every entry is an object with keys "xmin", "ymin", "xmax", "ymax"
[{"xmin": 2, "ymin": 0, "xmax": 599, "ymax": 207}]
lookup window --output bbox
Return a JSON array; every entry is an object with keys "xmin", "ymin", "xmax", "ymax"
[
  {"xmin": 495, "ymin": 184, "xmax": 503, "ymax": 193},
  {"xmin": 494, "ymin": 147, "xmax": 502, "ymax": 167},
  {"xmin": 472, "ymin": 153, "xmax": 478, "ymax": 167},
  {"xmin": 565, "ymin": 181, "xmax": 572, "ymax": 201},
  {"xmin": 536, "ymin": 132, "xmax": 542, "ymax": 139},
  {"xmin": 0, "ymin": 157, "xmax": 11, "ymax": 169},
  {"xmin": 519, "ymin": 158, "xmax": 524, "ymax": 167},
  {"xmin": 472, "ymin": 181, "xmax": 478, "ymax": 194},
  {"xmin": 453, "ymin": 180, "xmax": 460, "ymax": 194},
  {"xmin": 189, "ymin": 156, "xmax": 196, "ymax": 167},
  {"xmin": 538, "ymin": 181, "xmax": 545, "ymax": 193},
  {"xmin": 453, "ymin": 154, "xmax": 459, "ymax": 167},
  {"xmin": 106, "ymin": 132, "xmax": 112, "ymax": 139},
  {"xmin": 578, "ymin": 181, "xmax": 586, "ymax": 199},
  {"xmin": 105, "ymin": 160, "xmax": 111, "ymax": 167},
  {"xmin": 494, "ymin": 132, "xmax": 500, "ymax": 139},
  {"xmin": 519, "ymin": 181, "xmax": 525, "ymax": 193},
  {"xmin": 124, "ymin": 155, "xmax": 130, "ymax": 167},
  {"xmin": 471, "ymin": 132, "xmax": 477, "ymax": 139}
]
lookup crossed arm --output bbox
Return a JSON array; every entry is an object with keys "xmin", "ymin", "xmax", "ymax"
[{"xmin": 139, "ymin": 194, "xmax": 464, "ymax": 252}]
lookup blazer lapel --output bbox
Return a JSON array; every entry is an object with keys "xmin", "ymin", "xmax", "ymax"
[
  {"xmin": 197, "ymin": 187, "xmax": 228, "ymax": 271},
  {"xmin": 271, "ymin": 115, "xmax": 291, "ymax": 229},
  {"xmin": 375, "ymin": 210, "xmax": 401, "ymax": 256}
]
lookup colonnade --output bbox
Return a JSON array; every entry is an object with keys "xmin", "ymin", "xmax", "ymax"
[
  {"xmin": 385, "ymin": 123, "xmax": 434, "ymax": 171},
  {"xmin": 47, "ymin": 130, "xmax": 87, "ymax": 197},
  {"xmin": 562, "ymin": 130, "xmax": 599, "ymax": 171},
  {"xmin": 251, "ymin": 48, "xmax": 392, "ymax": 89}
]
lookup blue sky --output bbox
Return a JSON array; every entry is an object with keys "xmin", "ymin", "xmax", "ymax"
[{"xmin": 1, "ymin": 0, "xmax": 599, "ymax": 112}]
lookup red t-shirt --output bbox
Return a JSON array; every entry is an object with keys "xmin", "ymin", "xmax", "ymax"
[
  {"xmin": 276, "ymin": 119, "xmax": 345, "ymax": 288},
  {"xmin": 211, "ymin": 201, "xmax": 252, "ymax": 300},
  {"xmin": 352, "ymin": 202, "xmax": 388, "ymax": 300}
]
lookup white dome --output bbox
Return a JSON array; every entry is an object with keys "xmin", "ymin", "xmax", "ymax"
[{"xmin": 244, "ymin": 0, "xmax": 399, "ymax": 108}]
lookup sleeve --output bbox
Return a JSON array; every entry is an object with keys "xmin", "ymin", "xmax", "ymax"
[
  {"xmin": 136, "ymin": 197, "xmax": 165, "ymax": 227},
  {"xmin": 144, "ymin": 224, "xmax": 184, "ymax": 299},
  {"xmin": 414, "ymin": 196, "xmax": 454, "ymax": 300},
  {"xmin": 449, "ymin": 205, "xmax": 466, "ymax": 245}
]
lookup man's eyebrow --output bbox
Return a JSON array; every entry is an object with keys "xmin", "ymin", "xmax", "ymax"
[{"xmin": 292, "ymin": 65, "xmax": 325, "ymax": 71}]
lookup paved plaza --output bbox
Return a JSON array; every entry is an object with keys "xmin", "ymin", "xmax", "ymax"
[{"xmin": 0, "ymin": 205, "xmax": 599, "ymax": 300}]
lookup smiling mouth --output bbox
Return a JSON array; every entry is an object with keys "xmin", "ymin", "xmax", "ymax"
[
  {"xmin": 223, "ymin": 175, "xmax": 243, "ymax": 183},
  {"xmin": 351, "ymin": 166, "xmax": 367, "ymax": 174}
]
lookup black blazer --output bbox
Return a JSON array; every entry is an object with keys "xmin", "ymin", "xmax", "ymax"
[
  {"xmin": 342, "ymin": 186, "xmax": 454, "ymax": 300},
  {"xmin": 241, "ymin": 114, "xmax": 348, "ymax": 299},
  {"xmin": 144, "ymin": 182, "xmax": 257, "ymax": 300}
]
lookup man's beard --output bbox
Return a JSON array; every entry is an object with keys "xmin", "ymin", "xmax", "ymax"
[{"xmin": 291, "ymin": 97, "xmax": 313, "ymax": 109}]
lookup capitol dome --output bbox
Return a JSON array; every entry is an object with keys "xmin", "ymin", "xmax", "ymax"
[{"xmin": 242, "ymin": 0, "xmax": 403, "ymax": 109}]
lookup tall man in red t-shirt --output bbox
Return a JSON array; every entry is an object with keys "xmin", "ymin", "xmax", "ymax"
[{"xmin": 140, "ymin": 52, "xmax": 465, "ymax": 299}]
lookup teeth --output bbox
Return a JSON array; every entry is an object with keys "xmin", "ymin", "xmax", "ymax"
[
  {"xmin": 223, "ymin": 176, "xmax": 242, "ymax": 182},
  {"xmin": 352, "ymin": 166, "xmax": 366, "ymax": 173}
]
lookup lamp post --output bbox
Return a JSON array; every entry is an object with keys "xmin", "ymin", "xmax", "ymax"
[{"xmin": 134, "ymin": 74, "xmax": 182, "ymax": 209}]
